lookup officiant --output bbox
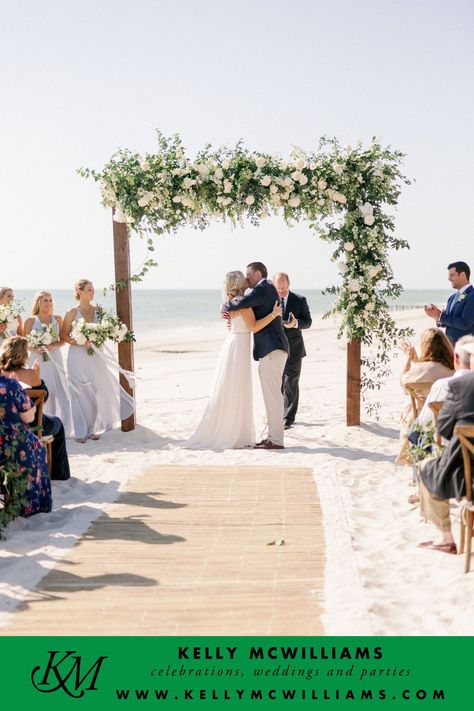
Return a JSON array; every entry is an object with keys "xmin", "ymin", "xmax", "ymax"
[
  {"xmin": 425, "ymin": 261, "xmax": 474, "ymax": 344},
  {"xmin": 273, "ymin": 272, "xmax": 312, "ymax": 430}
]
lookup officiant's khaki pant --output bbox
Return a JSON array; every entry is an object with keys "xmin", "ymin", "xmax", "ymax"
[{"xmin": 258, "ymin": 349, "xmax": 288, "ymax": 446}]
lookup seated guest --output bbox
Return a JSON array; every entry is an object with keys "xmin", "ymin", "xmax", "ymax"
[
  {"xmin": 417, "ymin": 362, "xmax": 474, "ymax": 554},
  {"xmin": 0, "ymin": 374, "xmax": 52, "ymax": 517},
  {"xmin": 415, "ymin": 335, "xmax": 474, "ymax": 428},
  {"xmin": 396, "ymin": 328, "xmax": 454, "ymax": 465},
  {"xmin": 0, "ymin": 337, "xmax": 71, "ymax": 481}
]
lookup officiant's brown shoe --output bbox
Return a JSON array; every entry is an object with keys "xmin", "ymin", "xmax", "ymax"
[{"xmin": 255, "ymin": 441, "xmax": 284, "ymax": 450}]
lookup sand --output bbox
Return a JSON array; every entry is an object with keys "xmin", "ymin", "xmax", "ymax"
[{"xmin": 1, "ymin": 307, "xmax": 473, "ymax": 635}]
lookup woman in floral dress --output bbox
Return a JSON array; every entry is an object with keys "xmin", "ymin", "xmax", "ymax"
[{"xmin": 0, "ymin": 375, "xmax": 52, "ymax": 516}]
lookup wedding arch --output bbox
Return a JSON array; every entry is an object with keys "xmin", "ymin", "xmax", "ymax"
[{"xmin": 80, "ymin": 132, "xmax": 412, "ymax": 431}]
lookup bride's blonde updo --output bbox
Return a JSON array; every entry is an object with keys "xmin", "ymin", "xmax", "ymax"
[
  {"xmin": 74, "ymin": 279, "xmax": 92, "ymax": 300},
  {"xmin": 223, "ymin": 271, "xmax": 247, "ymax": 301},
  {"xmin": 31, "ymin": 290, "xmax": 52, "ymax": 315}
]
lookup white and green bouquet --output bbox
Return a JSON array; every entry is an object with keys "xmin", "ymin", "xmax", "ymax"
[
  {"xmin": 26, "ymin": 324, "xmax": 57, "ymax": 362},
  {"xmin": 70, "ymin": 308, "xmax": 134, "ymax": 356},
  {"xmin": 0, "ymin": 304, "xmax": 17, "ymax": 338}
]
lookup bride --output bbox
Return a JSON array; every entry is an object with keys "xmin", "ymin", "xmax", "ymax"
[{"xmin": 187, "ymin": 270, "xmax": 281, "ymax": 449}]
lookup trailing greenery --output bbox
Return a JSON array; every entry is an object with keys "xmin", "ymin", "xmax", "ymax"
[{"xmin": 79, "ymin": 132, "xmax": 414, "ymax": 407}]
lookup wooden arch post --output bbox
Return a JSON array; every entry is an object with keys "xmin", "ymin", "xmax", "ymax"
[
  {"xmin": 346, "ymin": 338, "xmax": 361, "ymax": 426},
  {"xmin": 112, "ymin": 211, "xmax": 136, "ymax": 431}
]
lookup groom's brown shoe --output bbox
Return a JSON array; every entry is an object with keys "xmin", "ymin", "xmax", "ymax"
[
  {"xmin": 255, "ymin": 441, "xmax": 284, "ymax": 450},
  {"xmin": 254, "ymin": 438, "xmax": 268, "ymax": 447}
]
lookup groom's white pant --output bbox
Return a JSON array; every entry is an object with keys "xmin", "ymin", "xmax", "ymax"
[{"xmin": 258, "ymin": 349, "xmax": 288, "ymax": 446}]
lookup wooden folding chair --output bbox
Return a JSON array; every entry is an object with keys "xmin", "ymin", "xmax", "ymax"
[
  {"xmin": 27, "ymin": 389, "xmax": 53, "ymax": 477},
  {"xmin": 455, "ymin": 425, "xmax": 474, "ymax": 574},
  {"xmin": 405, "ymin": 382, "xmax": 433, "ymax": 419},
  {"xmin": 429, "ymin": 401, "xmax": 444, "ymax": 447}
]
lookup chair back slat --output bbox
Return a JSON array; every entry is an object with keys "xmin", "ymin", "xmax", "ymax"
[
  {"xmin": 26, "ymin": 389, "xmax": 46, "ymax": 439},
  {"xmin": 455, "ymin": 425, "xmax": 474, "ymax": 503},
  {"xmin": 405, "ymin": 382, "xmax": 433, "ymax": 419},
  {"xmin": 429, "ymin": 401, "xmax": 444, "ymax": 447}
]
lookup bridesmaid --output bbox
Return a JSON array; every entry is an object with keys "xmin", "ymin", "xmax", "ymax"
[
  {"xmin": 0, "ymin": 286, "xmax": 23, "ymax": 340},
  {"xmin": 61, "ymin": 279, "xmax": 134, "ymax": 443},
  {"xmin": 23, "ymin": 291, "xmax": 73, "ymax": 436}
]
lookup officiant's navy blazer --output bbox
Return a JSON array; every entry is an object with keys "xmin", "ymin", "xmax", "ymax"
[
  {"xmin": 227, "ymin": 279, "xmax": 289, "ymax": 361},
  {"xmin": 438, "ymin": 284, "xmax": 474, "ymax": 344}
]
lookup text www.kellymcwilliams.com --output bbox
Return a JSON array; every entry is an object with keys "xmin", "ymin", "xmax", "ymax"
[{"xmin": 114, "ymin": 688, "xmax": 445, "ymax": 702}]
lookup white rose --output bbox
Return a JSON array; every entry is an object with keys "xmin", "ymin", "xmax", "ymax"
[
  {"xmin": 333, "ymin": 192, "xmax": 347, "ymax": 204},
  {"xmin": 259, "ymin": 210, "xmax": 269, "ymax": 220},
  {"xmin": 288, "ymin": 196, "xmax": 301, "ymax": 208},
  {"xmin": 214, "ymin": 167, "xmax": 224, "ymax": 180},
  {"xmin": 42, "ymin": 332, "xmax": 53, "ymax": 345},
  {"xmin": 309, "ymin": 162, "xmax": 316, "ymax": 170},
  {"xmin": 298, "ymin": 174, "xmax": 308, "ymax": 185},
  {"xmin": 223, "ymin": 179, "xmax": 232, "ymax": 193},
  {"xmin": 196, "ymin": 164, "xmax": 209, "ymax": 176},
  {"xmin": 88, "ymin": 332, "xmax": 97, "ymax": 343},
  {"xmin": 318, "ymin": 198, "xmax": 326, "ymax": 206},
  {"xmin": 255, "ymin": 156, "xmax": 266, "ymax": 168},
  {"xmin": 373, "ymin": 168, "xmax": 384, "ymax": 178},
  {"xmin": 333, "ymin": 164, "xmax": 344, "ymax": 175},
  {"xmin": 245, "ymin": 195, "xmax": 255, "ymax": 205},
  {"xmin": 368, "ymin": 265, "xmax": 381, "ymax": 278},
  {"xmin": 291, "ymin": 170, "xmax": 301, "ymax": 181},
  {"xmin": 113, "ymin": 205, "xmax": 127, "ymax": 223},
  {"xmin": 359, "ymin": 201, "xmax": 373, "ymax": 217},
  {"xmin": 294, "ymin": 159, "xmax": 305, "ymax": 170},
  {"xmin": 364, "ymin": 214, "xmax": 375, "ymax": 226},
  {"xmin": 271, "ymin": 193, "xmax": 281, "ymax": 204},
  {"xmin": 217, "ymin": 196, "xmax": 225, "ymax": 204},
  {"xmin": 317, "ymin": 179, "xmax": 327, "ymax": 190},
  {"xmin": 172, "ymin": 196, "xmax": 182, "ymax": 203},
  {"xmin": 284, "ymin": 176, "xmax": 293, "ymax": 187},
  {"xmin": 222, "ymin": 159, "xmax": 231, "ymax": 169},
  {"xmin": 140, "ymin": 161, "xmax": 150, "ymax": 171},
  {"xmin": 260, "ymin": 175, "xmax": 272, "ymax": 186},
  {"xmin": 336, "ymin": 261, "xmax": 348, "ymax": 274},
  {"xmin": 365, "ymin": 302, "xmax": 375, "ymax": 311},
  {"xmin": 74, "ymin": 333, "xmax": 87, "ymax": 345},
  {"xmin": 223, "ymin": 196, "xmax": 232, "ymax": 205},
  {"xmin": 138, "ymin": 196, "xmax": 148, "ymax": 207},
  {"xmin": 183, "ymin": 177, "xmax": 196, "ymax": 188},
  {"xmin": 269, "ymin": 184, "xmax": 278, "ymax": 194},
  {"xmin": 344, "ymin": 242, "xmax": 354, "ymax": 252},
  {"xmin": 349, "ymin": 279, "xmax": 361, "ymax": 292}
]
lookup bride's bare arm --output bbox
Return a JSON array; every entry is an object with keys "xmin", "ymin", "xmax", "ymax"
[{"xmin": 240, "ymin": 301, "xmax": 282, "ymax": 333}]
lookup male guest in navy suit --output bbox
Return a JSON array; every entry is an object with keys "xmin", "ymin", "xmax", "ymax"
[
  {"xmin": 273, "ymin": 272, "xmax": 312, "ymax": 429},
  {"xmin": 223, "ymin": 262, "xmax": 289, "ymax": 449},
  {"xmin": 425, "ymin": 261, "xmax": 474, "ymax": 344}
]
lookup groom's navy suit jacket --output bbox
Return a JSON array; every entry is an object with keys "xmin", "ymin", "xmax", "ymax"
[
  {"xmin": 438, "ymin": 284, "xmax": 474, "ymax": 344},
  {"xmin": 227, "ymin": 280, "xmax": 290, "ymax": 361}
]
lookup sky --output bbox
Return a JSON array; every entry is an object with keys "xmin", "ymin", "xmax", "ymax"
[{"xmin": 1, "ymin": 0, "xmax": 473, "ymax": 292}]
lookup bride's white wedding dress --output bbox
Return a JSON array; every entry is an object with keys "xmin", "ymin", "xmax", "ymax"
[{"xmin": 187, "ymin": 310, "xmax": 255, "ymax": 449}]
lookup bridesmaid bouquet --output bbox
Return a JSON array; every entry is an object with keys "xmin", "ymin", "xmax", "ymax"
[
  {"xmin": 0, "ymin": 304, "xmax": 17, "ymax": 330},
  {"xmin": 26, "ymin": 324, "xmax": 57, "ymax": 362},
  {"xmin": 71, "ymin": 309, "xmax": 134, "ymax": 356}
]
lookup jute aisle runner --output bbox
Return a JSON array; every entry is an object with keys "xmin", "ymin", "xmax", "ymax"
[{"xmin": 4, "ymin": 466, "xmax": 325, "ymax": 635}]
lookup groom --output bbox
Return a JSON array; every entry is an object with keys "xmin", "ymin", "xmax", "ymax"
[{"xmin": 223, "ymin": 261, "xmax": 289, "ymax": 449}]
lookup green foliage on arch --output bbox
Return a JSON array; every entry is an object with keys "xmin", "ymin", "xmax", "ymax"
[{"xmin": 79, "ymin": 132, "xmax": 414, "ymax": 408}]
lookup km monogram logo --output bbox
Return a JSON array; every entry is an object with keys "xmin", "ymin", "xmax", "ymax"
[{"xmin": 31, "ymin": 650, "xmax": 108, "ymax": 698}]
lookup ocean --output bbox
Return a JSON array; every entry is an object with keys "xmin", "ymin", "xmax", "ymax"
[{"xmin": 11, "ymin": 288, "xmax": 452, "ymax": 336}]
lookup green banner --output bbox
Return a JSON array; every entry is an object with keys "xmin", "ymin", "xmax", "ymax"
[{"xmin": 0, "ymin": 637, "xmax": 468, "ymax": 708}]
